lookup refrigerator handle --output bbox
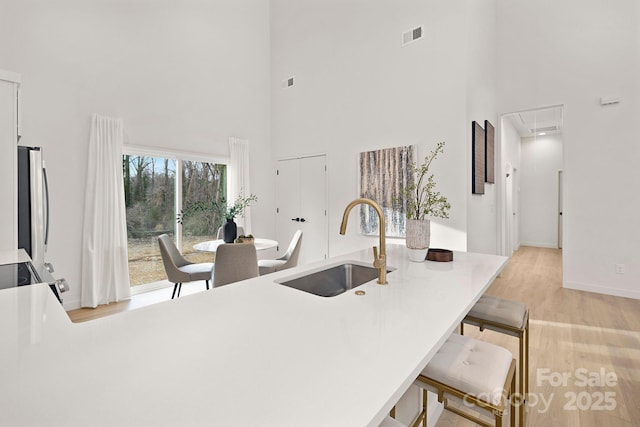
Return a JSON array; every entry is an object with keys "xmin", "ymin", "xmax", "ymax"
[{"xmin": 43, "ymin": 163, "xmax": 50, "ymax": 247}]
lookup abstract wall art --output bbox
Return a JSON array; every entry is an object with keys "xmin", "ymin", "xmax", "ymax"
[
  {"xmin": 485, "ymin": 120, "xmax": 495, "ymax": 184},
  {"xmin": 472, "ymin": 121, "xmax": 485, "ymax": 194},
  {"xmin": 359, "ymin": 145, "xmax": 414, "ymax": 237}
]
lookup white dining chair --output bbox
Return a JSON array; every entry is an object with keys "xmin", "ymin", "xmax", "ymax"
[
  {"xmin": 258, "ymin": 230, "xmax": 303, "ymax": 275},
  {"xmin": 212, "ymin": 243, "xmax": 259, "ymax": 287},
  {"xmin": 158, "ymin": 234, "xmax": 214, "ymax": 299}
]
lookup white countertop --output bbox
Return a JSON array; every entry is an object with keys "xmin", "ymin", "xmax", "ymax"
[{"xmin": 0, "ymin": 243, "xmax": 507, "ymax": 427}]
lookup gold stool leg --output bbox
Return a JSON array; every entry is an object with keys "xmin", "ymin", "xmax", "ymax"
[
  {"xmin": 518, "ymin": 313, "xmax": 530, "ymax": 427},
  {"xmin": 525, "ymin": 314, "xmax": 530, "ymax": 399},
  {"xmin": 511, "ymin": 363, "xmax": 517, "ymax": 427},
  {"xmin": 519, "ymin": 329, "xmax": 525, "ymax": 425},
  {"xmin": 422, "ymin": 388, "xmax": 427, "ymax": 426}
]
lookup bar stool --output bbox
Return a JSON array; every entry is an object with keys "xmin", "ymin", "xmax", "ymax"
[
  {"xmin": 461, "ymin": 295, "xmax": 529, "ymax": 424},
  {"xmin": 413, "ymin": 334, "xmax": 517, "ymax": 427}
]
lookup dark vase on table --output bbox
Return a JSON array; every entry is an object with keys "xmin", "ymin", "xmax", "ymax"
[{"xmin": 222, "ymin": 218, "xmax": 237, "ymax": 243}]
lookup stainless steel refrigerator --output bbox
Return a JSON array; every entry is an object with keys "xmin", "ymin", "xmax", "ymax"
[{"xmin": 17, "ymin": 145, "xmax": 68, "ymax": 302}]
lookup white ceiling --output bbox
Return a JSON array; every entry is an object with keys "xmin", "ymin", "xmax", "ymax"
[{"xmin": 507, "ymin": 106, "xmax": 563, "ymax": 137}]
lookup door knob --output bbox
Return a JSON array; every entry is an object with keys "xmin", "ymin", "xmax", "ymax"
[
  {"xmin": 291, "ymin": 217, "xmax": 300, "ymax": 222},
  {"xmin": 300, "ymin": 218, "xmax": 306, "ymax": 222}
]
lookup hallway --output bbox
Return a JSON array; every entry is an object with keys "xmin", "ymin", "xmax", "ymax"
[{"xmin": 436, "ymin": 246, "xmax": 640, "ymax": 426}]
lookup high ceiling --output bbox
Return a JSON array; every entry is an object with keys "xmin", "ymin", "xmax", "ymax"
[{"xmin": 507, "ymin": 106, "xmax": 563, "ymax": 138}]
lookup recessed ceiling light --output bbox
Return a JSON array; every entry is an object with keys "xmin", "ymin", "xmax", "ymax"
[{"xmin": 538, "ymin": 132, "xmax": 546, "ymax": 136}]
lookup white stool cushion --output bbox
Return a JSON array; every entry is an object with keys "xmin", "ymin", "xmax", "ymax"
[
  {"xmin": 379, "ymin": 415, "xmax": 406, "ymax": 427},
  {"xmin": 467, "ymin": 295, "xmax": 527, "ymax": 329},
  {"xmin": 421, "ymin": 334, "xmax": 512, "ymax": 406}
]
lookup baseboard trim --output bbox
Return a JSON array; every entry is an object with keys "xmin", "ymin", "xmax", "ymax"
[
  {"xmin": 564, "ymin": 281, "xmax": 640, "ymax": 300},
  {"xmin": 519, "ymin": 241, "xmax": 559, "ymax": 249},
  {"xmin": 130, "ymin": 280, "xmax": 172, "ymax": 295}
]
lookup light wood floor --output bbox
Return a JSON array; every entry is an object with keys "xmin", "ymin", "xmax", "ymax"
[
  {"xmin": 435, "ymin": 246, "xmax": 640, "ymax": 427},
  {"xmin": 67, "ymin": 246, "xmax": 640, "ymax": 426}
]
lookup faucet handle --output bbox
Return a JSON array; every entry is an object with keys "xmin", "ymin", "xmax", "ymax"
[
  {"xmin": 372, "ymin": 246, "xmax": 388, "ymax": 285},
  {"xmin": 372, "ymin": 246, "xmax": 382, "ymax": 267}
]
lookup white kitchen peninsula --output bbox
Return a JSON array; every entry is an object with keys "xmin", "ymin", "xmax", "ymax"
[{"xmin": 0, "ymin": 243, "xmax": 507, "ymax": 427}]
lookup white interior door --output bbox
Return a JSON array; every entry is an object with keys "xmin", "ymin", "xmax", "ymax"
[
  {"xmin": 512, "ymin": 168, "xmax": 519, "ymax": 252},
  {"xmin": 276, "ymin": 155, "xmax": 328, "ymax": 266},
  {"xmin": 276, "ymin": 158, "xmax": 300, "ymax": 259},
  {"xmin": 558, "ymin": 170, "xmax": 563, "ymax": 249},
  {"xmin": 505, "ymin": 164, "xmax": 513, "ymax": 256},
  {"xmin": 298, "ymin": 156, "xmax": 327, "ymax": 265}
]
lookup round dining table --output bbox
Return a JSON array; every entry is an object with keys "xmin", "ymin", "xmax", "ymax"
[{"xmin": 193, "ymin": 238, "xmax": 278, "ymax": 253}]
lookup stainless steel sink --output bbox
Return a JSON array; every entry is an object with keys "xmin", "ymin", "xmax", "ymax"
[{"xmin": 275, "ymin": 262, "xmax": 392, "ymax": 297}]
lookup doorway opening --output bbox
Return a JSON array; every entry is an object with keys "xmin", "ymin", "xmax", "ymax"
[{"xmin": 499, "ymin": 105, "xmax": 564, "ymax": 256}]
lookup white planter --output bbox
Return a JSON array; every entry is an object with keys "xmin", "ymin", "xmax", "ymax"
[
  {"xmin": 407, "ymin": 248, "xmax": 428, "ymax": 262},
  {"xmin": 406, "ymin": 219, "xmax": 430, "ymax": 262}
]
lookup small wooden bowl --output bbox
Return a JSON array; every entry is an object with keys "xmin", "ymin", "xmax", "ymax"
[{"xmin": 427, "ymin": 248, "xmax": 453, "ymax": 262}]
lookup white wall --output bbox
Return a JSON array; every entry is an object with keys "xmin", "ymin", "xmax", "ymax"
[
  {"xmin": 496, "ymin": 0, "xmax": 640, "ymax": 299},
  {"xmin": 0, "ymin": 0, "xmax": 273, "ymax": 309},
  {"xmin": 501, "ymin": 120, "xmax": 521, "ymax": 174},
  {"xmin": 271, "ymin": 0, "xmax": 495, "ymax": 259},
  {"xmin": 465, "ymin": 0, "xmax": 498, "ymax": 254},
  {"xmin": 519, "ymin": 134, "xmax": 563, "ymax": 248}
]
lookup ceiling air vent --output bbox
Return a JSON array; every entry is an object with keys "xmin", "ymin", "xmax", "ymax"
[
  {"xmin": 530, "ymin": 125, "xmax": 558, "ymax": 134},
  {"xmin": 281, "ymin": 77, "xmax": 295, "ymax": 88},
  {"xmin": 402, "ymin": 25, "xmax": 423, "ymax": 47}
]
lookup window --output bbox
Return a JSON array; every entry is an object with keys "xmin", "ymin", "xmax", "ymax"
[
  {"xmin": 179, "ymin": 160, "xmax": 226, "ymax": 261},
  {"xmin": 123, "ymin": 149, "xmax": 226, "ymax": 288}
]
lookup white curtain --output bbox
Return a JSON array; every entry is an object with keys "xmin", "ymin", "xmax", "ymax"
[
  {"xmin": 228, "ymin": 137, "xmax": 252, "ymax": 233},
  {"xmin": 80, "ymin": 114, "xmax": 131, "ymax": 308}
]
